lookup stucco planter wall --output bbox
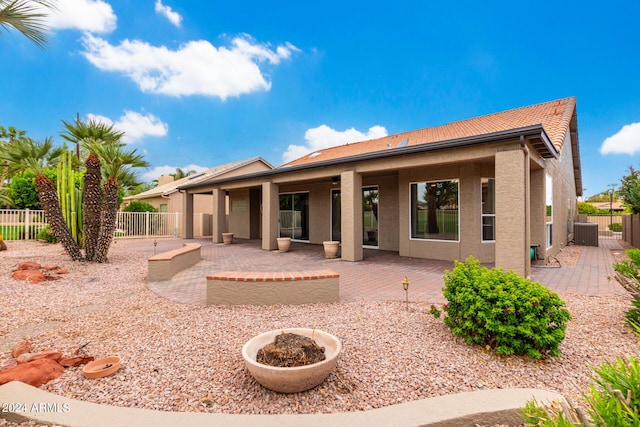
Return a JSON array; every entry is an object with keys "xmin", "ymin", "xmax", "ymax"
[{"xmin": 242, "ymin": 328, "xmax": 342, "ymax": 393}]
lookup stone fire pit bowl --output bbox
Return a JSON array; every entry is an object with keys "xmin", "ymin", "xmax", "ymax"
[{"xmin": 242, "ymin": 328, "xmax": 342, "ymax": 393}]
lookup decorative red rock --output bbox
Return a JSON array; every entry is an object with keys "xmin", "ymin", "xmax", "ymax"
[
  {"xmin": 0, "ymin": 359, "xmax": 65, "ymax": 387},
  {"xmin": 56, "ymin": 268, "xmax": 68, "ymax": 275},
  {"xmin": 12, "ymin": 269, "xmax": 45, "ymax": 284},
  {"xmin": 18, "ymin": 261, "xmax": 41, "ymax": 270},
  {"xmin": 16, "ymin": 350, "xmax": 62, "ymax": 364},
  {"xmin": 44, "ymin": 264, "xmax": 58, "ymax": 271},
  {"xmin": 59, "ymin": 356, "xmax": 94, "ymax": 367},
  {"xmin": 11, "ymin": 340, "xmax": 32, "ymax": 358},
  {"xmin": 0, "ymin": 359, "xmax": 18, "ymax": 373}
]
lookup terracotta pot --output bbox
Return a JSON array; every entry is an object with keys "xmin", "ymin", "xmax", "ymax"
[
  {"xmin": 323, "ymin": 241, "xmax": 340, "ymax": 259},
  {"xmin": 222, "ymin": 232, "xmax": 234, "ymax": 245},
  {"xmin": 276, "ymin": 237, "xmax": 291, "ymax": 252},
  {"xmin": 82, "ymin": 356, "xmax": 121, "ymax": 379},
  {"xmin": 242, "ymin": 328, "xmax": 341, "ymax": 393}
]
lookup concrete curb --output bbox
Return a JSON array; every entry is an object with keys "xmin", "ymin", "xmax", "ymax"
[{"xmin": 0, "ymin": 381, "xmax": 566, "ymax": 427}]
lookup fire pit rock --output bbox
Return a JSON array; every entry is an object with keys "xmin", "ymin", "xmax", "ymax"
[{"xmin": 242, "ymin": 328, "xmax": 341, "ymax": 393}]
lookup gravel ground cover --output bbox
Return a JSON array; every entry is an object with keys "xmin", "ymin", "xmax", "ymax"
[{"xmin": 1, "ymin": 240, "xmax": 639, "ymax": 422}]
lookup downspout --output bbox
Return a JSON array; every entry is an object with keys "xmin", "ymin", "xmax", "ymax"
[{"xmin": 520, "ymin": 135, "xmax": 531, "ymax": 277}]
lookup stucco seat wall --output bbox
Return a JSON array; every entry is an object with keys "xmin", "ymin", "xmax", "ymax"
[
  {"xmin": 147, "ymin": 243, "xmax": 202, "ymax": 281},
  {"xmin": 206, "ymin": 270, "xmax": 340, "ymax": 305}
]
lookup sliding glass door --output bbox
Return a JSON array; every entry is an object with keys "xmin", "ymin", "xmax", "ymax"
[{"xmin": 279, "ymin": 193, "xmax": 309, "ymax": 241}]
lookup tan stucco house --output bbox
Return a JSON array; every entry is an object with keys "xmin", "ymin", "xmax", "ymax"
[
  {"xmin": 122, "ymin": 157, "xmax": 273, "ymax": 237},
  {"xmin": 178, "ymin": 97, "xmax": 582, "ymax": 277}
]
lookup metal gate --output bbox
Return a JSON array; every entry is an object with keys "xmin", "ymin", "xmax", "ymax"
[{"xmin": 586, "ymin": 214, "xmax": 622, "ymax": 240}]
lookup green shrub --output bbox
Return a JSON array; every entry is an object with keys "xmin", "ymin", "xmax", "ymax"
[
  {"xmin": 614, "ymin": 249, "xmax": 640, "ymax": 281},
  {"xmin": 442, "ymin": 256, "xmax": 572, "ymax": 359},
  {"xmin": 37, "ymin": 226, "xmax": 57, "ymax": 243},
  {"xmin": 123, "ymin": 200, "xmax": 157, "ymax": 213},
  {"xmin": 578, "ymin": 201, "xmax": 598, "ymax": 215},
  {"xmin": 609, "ymin": 222, "xmax": 622, "ymax": 232},
  {"xmin": 522, "ymin": 357, "xmax": 640, "ymax": 426}
]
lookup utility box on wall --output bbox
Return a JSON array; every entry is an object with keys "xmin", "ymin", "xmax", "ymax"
[{"xmin": 574, "ymin": 223, "xmax": 598, "ymax": 246}]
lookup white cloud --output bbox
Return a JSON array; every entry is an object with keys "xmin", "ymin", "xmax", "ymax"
[
  {"xmin": 87, "ymin": 111, "xmax": 168, "ymax": 144},
  {"xmin": 141, "ymin": 164, "xmax": 208, "ymax": 183},
  {"xmin": 80, "ymin": 33, "xmax": 299, "ymax": 99},
  {"xmin": 282, "ymin": 125, "xmax": 388, "ymax": 163},
  {"xmin": 44, "ymin": 0, "xmax": 117, "ymax": 34},
  {"xmin": 155, "ymin": 0, "xmax": 182, "ymax": 27},
  {"xmin": 600, "ymin": 122, "xmax": 640, "ymax": 155}
]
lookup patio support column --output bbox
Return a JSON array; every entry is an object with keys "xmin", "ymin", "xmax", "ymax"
[
  {"xmin": 182, "ymin": 191, "xmax": 194, "ymax": 239},
  {"xmin": 341, "ymin": 170, "xmax": 363, "ymax": 261},
  {"xmin": 211, "ymin": 188, "xmax": 226, "ymax": 243},
  {"xmin": 262, "ymin": 181, "xmax": 279, "ymax": 251},
  {"xmin": 495, "ymin": 146, "xmax": 530, "ymax": 277}
]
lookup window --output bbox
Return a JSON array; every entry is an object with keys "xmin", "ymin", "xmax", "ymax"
[
  {"xmin": 481, "ymin": 178, "xmax": 495, "ymax": 241},
  {"xmin": 546, "ymin": 175, "xmax": 553, "ymax": 248},
  {"xmin": 279, "ymin": 193, "xmax": 309, "ymax": 241},
  {"xmin": 159, "ymin": 204, "xmax": 168, "ymax": 213},
  {"xmin": 410, "ymin": 180, "xmax": 459, "ymax": 241},
  {"xmin": 363, "ymin": 187, "xmax": 379, "ymax": 247}
]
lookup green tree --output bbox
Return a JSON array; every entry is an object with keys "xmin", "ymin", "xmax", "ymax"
[
  {"xmin": 0, "ymin": 0, "xmax": 56, "ymax": 48},
  {"xmin": 620, "ymin": 166, "xmax": 640, "ymax": 214},
  {"xmin": 172, "ymin": 167, "xmax": 197, "ymax": 180},
  {"xmin": 577, "ymin": 201, "xmax": 598, "ymax": 215},
  {"xmin": 0, "ymin": 137, "xmax": 83, "ymax": 260},
  {"xmin": 7, "ymin": 170, "xmax": 40, "ymax": 209}
]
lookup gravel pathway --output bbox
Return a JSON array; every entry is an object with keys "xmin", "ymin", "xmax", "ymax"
[{"xmin": 1, "ymin": 240, "xmax": 639, "ymax": 419}]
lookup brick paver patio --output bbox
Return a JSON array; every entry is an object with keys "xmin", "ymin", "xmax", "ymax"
[{"xmin": 130, "ymin": 237, "xmax": 627, "ymax": 306}]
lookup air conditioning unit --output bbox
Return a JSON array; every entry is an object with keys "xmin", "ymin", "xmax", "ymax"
[{"xmin": 574, "ymin": 222, "xmax": 598, "ymax": 246}]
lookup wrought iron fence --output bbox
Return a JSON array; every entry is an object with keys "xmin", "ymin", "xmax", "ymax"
[
  {"xmin": 0, "ymin": 209, "xmax": 48, "ymax": 240},
  {"xmin": 0, "ymin": 209, "xmax": 181, "ymax": 240},
  {"xmin": 115, "ymin": 212, "xmax": 181, "ymax": 239}
]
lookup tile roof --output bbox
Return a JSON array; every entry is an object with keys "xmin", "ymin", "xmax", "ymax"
[
  {"xmin": 126, "ymin": 157, "xmax": 271, "ymax": 200},
  {"xmin": 282, "ymin": 97, "xmax": 576, "ymax": 167}
]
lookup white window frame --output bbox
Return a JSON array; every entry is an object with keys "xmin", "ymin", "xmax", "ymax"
[
  {"xmin": 481, "ymin": 178, "xmax": 495, "ymax": 242},
  {"xmin": 546, "ymin": 174, "xmax": 553, "ymax": 249}
]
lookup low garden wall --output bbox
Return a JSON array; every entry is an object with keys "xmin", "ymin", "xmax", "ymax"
[
  {"xmin": 147, "ymin": 243, "xmax": 201, "ymax": 281},
  {"xmin": 206, "ymin": 270, "xmax": 340, "ymax": 305}
]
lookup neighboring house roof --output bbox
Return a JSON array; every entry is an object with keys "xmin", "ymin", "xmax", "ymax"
[
  {"xmin": 125, "ymin": 157, "xmax": 273, "ymax": 200},
  {"xmin": 283, "ymin": 97, "xmax": 576, "ymax": 167},
  {"xmin": 588, "ymin": 201, "xmax": 624, "ymax": 211}
]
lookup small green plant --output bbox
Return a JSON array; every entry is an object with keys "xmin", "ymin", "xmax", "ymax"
[
  {"xmin": 442, "ymin": 256, "xmax": 572, "ymax": 359},
  {"xmin": 521, "ymin": 399, "xmax": 584, "ymax": 426},
  {"xmin": 523, "ymin": 357, "xmax": 640, "ymax": 426},
  {"xmin": 37, "ymin": 225, "xmax": 57, "ymax": 243},
  {"xmin": 429, "ymin": 304, "xmax": 441, "ymax": 319},
  {"xmin": 586, "ymin": 356, "xmax": 640, "ymax": 426},
  {"xmin": 626, "ymin": 298, "xmax": 640, "ymax": 338},
  {"xmin": 608, "ymin": 222, "xmax": 622, "ymax": 232}
]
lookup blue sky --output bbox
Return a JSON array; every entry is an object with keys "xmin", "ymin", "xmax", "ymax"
[{"xmin": 1, "ymin": 0, "xmax": 639, "ymax": 197}]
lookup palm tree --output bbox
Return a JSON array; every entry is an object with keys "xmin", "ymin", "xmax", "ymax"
[
  {"xmin": 85, "ymin": 140, "xmax": 149, "ymax": 262},
  {"xmin": 0, "ymin": 126, "xmax": 27, "ymax": 188},
  {"xmin": 172, "ymin": 167, "xmax": 197, "ymax": 180},
  {"xmin": 0, "ymin": 136, "xmax": 83, "ymax": 260},
  {"xmin": 61, "ymin": 117, "xmax": 125, "ymax": 261},
  {"xmin": 0, "ymin": 0, "xmax": 57, "ymax": 48}
]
